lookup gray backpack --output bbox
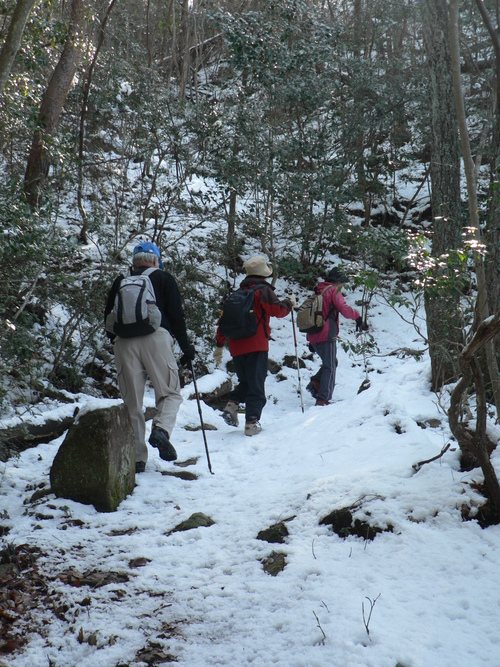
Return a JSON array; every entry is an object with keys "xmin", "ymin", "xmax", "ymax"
[{"xmin": 106, "ymin": 268, "xmax": 162, "ymax": 338}]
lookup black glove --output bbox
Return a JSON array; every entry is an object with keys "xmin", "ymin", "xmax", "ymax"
[
  {"xmin": 355, "ymin": 316, "xmax": 363, "ymax": 333},
  {"xmin": 180, "ymin": 344, "xmax": 196, "ymax": 366},
  {"xmin": 308, "ymin": 343, "xmax": 315, "ymax": 354}
]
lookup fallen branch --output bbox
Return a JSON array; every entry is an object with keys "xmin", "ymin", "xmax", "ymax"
[{"xmin": 412, "ymin": 442, "xmax": 451, "ymax": 472}]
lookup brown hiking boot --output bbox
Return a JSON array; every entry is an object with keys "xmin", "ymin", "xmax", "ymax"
[
  {"xmin": 222, "ymin": 400, "xmax": 239, "ymax": 427},
  {"xmin": 245, "ymin": 419, "xmax": 262, "ymax": 436},
  {"xmin": 306, "ymin": 379, "xmax": 320, "ymax": 398},
  {"xmin": 315, "ymin": 398, "xmax": 330, "ymax": 406}
]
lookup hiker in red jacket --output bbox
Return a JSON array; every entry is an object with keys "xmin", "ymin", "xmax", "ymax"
[
  {"xmin": 306, "ymin": 267, "xmax": 362, "ymax": 406},
  {"xmin": 213, "ymin": 255, "xmax": 294, "ymax": 436}
]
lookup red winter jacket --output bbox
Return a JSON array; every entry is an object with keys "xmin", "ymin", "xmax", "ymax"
[
  {"xmin": 306, "ymin": 281, "xmax": 360, "ymax": 344},
  {"xmin": 216, "ymin": 276, "xmax": 292, "ymax": 356}
]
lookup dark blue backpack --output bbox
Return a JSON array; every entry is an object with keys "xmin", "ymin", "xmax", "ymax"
[{"xmin": 219, "ymin": 285, "xmax": 264, "ymax": 340}]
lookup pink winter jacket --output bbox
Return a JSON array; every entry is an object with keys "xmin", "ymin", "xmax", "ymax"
[{"xmin": 306, "ymin": 281, "xmax": 360, "ymax": 344}]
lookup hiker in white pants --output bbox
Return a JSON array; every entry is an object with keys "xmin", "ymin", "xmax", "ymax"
[
  {"xmin": 114, "ymin": 328, "xmax": 183, "ymax": 465},
  {"xmin": 104, "ymin": 242, "xmax": 195, "ymax": 473}
]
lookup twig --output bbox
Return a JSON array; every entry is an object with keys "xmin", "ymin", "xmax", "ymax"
[
  {"xmin": 413, "ymin": 442, "xmax": 451, "ymax": 472},
  {"xmin": 362, "ymin": 593, "xmax": 381, "ymax": 637},
  {"xmin": 313, "ymin": 611, "xmax": 326, "ymax": 644}
]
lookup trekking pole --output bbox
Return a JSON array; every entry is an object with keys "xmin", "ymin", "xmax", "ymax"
[
  {"xmin": 291, "ymin": 309, "xmax": 305, "ymax": 413},
  {"xmin": 188, "ymin": 360, "xmax": 214, "ymax": 475}
]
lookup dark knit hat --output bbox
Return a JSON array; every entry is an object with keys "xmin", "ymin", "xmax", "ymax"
[{"xmin": 326, "ymin": 267, "xmax": 349, "ymax": 283}]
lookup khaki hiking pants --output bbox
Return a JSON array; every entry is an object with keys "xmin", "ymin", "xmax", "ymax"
[{"xmin": 114, "ymin": 328, "xmax": 183, "ymax": 463}]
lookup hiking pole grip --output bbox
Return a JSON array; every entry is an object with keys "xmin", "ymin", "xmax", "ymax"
[{"xmin": 189, "ymin": 360, "xmax": 214, "ymax": 475}]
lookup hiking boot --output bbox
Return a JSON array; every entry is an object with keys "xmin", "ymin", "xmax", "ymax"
[
  {"xmin": 135, "ymin": 461, "xmax": 146, "ymax": 474},
  {"xmin": 222, "ymin": 400, "xmax": 239, "ymax": 427},
  {"xmin": 315, "ymin": 398, "xmax": 330, "ymax": 406},
  {"xmin": 245, "ymin": 419, "xmax": 262, "ymax": 437},
  {"xmin": 149, "ymin": 426, "xmax": 177, "ymax": 461},
  {"xmin": 306, "ymin": 380, "xmax": 320, "ymax": 399}
]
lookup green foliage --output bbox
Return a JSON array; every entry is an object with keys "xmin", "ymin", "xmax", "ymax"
[
  {"xmin": 275, "ymin": 256, "xmax": 319, "ymax": 287},
  {"xmin": 343, "ymin": 226, "xmax": 419, "ymax": 274},
  {"xmin": 0, "ymin": 0, "xmax": 494, "ymax": 414},
  {"xmin": 162, "ymin": 244, "xmax": 223, "ymax": 345}
]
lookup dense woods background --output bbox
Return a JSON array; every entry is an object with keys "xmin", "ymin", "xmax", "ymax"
[{"xmin": 0, "ymin": 0, "xmax": 499, "ymax": 504}]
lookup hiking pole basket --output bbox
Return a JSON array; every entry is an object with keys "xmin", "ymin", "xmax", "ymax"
[
  {"xmin": 188, "ymin": 360, "xmax": 214, "ymax": 474},
  {"xmin": 291, "ymin": 309, "xmax": 305, "ymax": 413}
]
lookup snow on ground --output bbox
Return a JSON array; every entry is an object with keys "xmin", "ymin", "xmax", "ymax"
[{"xmin": 1, "ymin": 292, "xmax": 500, "ymax": 667}]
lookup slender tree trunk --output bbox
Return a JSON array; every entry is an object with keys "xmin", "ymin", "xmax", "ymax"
[
  {"xmin": 0, "ymin": 0, "xmax": 36, "ymax": 97},
  {"xmin": 420, "ymin": 0, "xmax": 463, "ymax": 391},
  {"xmin": 473, "ymin": 0, "xmax": 500, "ymax": 355},
  {"xmin": 449, "ymin": 0, "xmax": 500, "ymax": 420},
  {"xmin": 449, "ymin": 311, "xmax": 500, "ymax": 518},
  {"xmin": 24, "ymin": 0, "xmax": 87, "ymax": 207},
  {"xmin": 179, "ymin": 0, "xmax": 191, "ymax": 101},
  {"xmin": 77, "ymin": 0, "xmax": 117, "ymax": 243}
]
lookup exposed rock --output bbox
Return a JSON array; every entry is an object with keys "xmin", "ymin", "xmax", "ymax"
[
  {"xmin": 282, "ymin": 354, "xmax": 306, "ymax": 370},
  {"xmin": 171, "ymin": 512, "xmax": 215, "ymax": 533},
  {"xmin": 320, "ymin": 507, "xmax": 393, "ymax": 541},
  {"xmin": 161, "ymin": 470, "xmax": 198, "ymax": 481},
  {"xmin": 188, "ymin": 379, "xmax": 232, "ymax": 403},
  {"xmin": 257, "ymin": 522, "xmax": 289, "ymax": 544},
  {"xmin": 267, "ymin": 359, "xmax": 282, "ymax": 375},
  {"xmin": 417, "ymin": 418, "xmax": 442, "ymax": 429},
  {"xmin": 262, "ymin": 551, "xmax": 287, "ymax": 576},
  {"xmin": 0, "ymin": 411, "xmax": 78, "ymax": 462},
  {"xmin": 174, "ymin": 457, "xmax": 200, "ymax": 468},
  {"xmin": 184, "ymin": 423, "xmax": 217, "ymax": 431},
  {"xmin": 50, "ymin": 405, "xmax": 135, "ymax": 512}
]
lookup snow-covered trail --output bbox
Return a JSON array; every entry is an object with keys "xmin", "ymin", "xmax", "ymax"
[{"xmin": 2, "ymin": 299, "xmax": 500, "ymax": 667}]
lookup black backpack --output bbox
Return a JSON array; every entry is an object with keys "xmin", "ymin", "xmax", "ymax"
[{"xmin": 219, "ymin": 284, "xmax": 265, "ymax": 340}]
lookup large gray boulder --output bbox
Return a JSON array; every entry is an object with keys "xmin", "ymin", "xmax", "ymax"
[{"xmin": 50, "ymin": 404, "xmax": 135, "ymax": 512}]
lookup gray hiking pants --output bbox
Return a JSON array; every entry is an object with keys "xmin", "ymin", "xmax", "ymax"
[
  {"xmin": 114, "ymin": 328, "xmax": 183, "ymax": 463},
  {"xmin": 311, "ymin": 339, "xmax": 337, "ymax": 401}
]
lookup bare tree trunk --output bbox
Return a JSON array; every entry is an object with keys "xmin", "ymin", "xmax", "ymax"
[
  {"xmin": 24, "ymin": 0, "xmax": 87, "ymax": 207},
  {"xmin": 0, "ymin": 0, "xmax": 36, "ymax": 97},
  {"xmin": 420, "ymin": 0, "xmax": 463, "ymax": 391},
  {"xmin": 449, "ymin": 0, "xmax": 500, "ymax": 420},
  {"xmin": 77, "ymin": 0, "xmax": 117, "ymax": 243},
  {"xmin": 448, "ymin": 311, "xmax": 500, "ymax": 519},
  {"xmin": 179, "ymin": 0, "xmax": 191, "ymax": 101},
  {"xmin": 473, "ymin": 0, "xmax": 500, "ymax": 360}
]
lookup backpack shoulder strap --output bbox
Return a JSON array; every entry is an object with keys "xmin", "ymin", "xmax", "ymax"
[
  {"xmin": 323, "ymin": 285, "xmax": 338, "ymax": 320},
  {"xmin": 251, "ymin": 283, "xmax": 271, "ymax": 338},
  {"xmin": 142, "ymin": 267, "xmax": 159, "ymax": 277}
]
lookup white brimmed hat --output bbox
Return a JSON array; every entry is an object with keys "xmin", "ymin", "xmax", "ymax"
[{"xmin": 243, "ymin": 255, "xmax": 273, "ymax": 278}]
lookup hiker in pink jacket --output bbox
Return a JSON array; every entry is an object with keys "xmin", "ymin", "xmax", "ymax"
[{"xmin": 306, "ymin": 267, "xmax": 362, "ymax": 405}]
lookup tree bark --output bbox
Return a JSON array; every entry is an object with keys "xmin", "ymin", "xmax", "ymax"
[
  {"xmin": 449, "ymin": 0, "xmax": 500, "ymax": 420},
  {"xmin": 24, "ymin": 0, "xmax": 87, "ymax": 207},
  {"xmin": 420, "ymin": 0, "xmax": 463, "ymax": 391},
  {"xmin": 473, "ymin": 0, "xmax": 500, "ymax": 361},
  {"xmin": 77, "ymin": 0, "xmax": 117, "ymax": 243},
  {"xmin": 0, "ymin": 0, "xmax": 37, "ymax": 97},
  {"xmin": 448, "ymin": 310, "xmax": 500, "ymax": 519}
]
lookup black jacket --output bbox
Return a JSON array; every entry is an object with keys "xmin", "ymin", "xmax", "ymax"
[{"xmin": 104, "ymin": 267, "xmax": 191, "ymax": 353}]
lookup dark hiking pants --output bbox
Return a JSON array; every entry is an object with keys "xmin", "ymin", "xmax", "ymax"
[{"xmin": 229, "ymin": 351, "xmax": 268, "ymax": 421}]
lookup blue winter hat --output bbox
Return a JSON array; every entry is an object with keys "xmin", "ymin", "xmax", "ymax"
[{"xmin": 133, "ymin": 242, "xmax": 163, "ymax": 269}]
